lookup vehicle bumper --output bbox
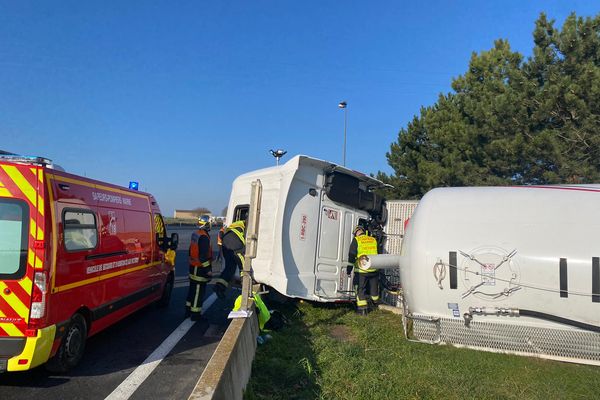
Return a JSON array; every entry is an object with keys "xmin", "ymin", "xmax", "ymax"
[{"xmin": 5, "ymin": 325, "xmax": 56, "ymax": 371}]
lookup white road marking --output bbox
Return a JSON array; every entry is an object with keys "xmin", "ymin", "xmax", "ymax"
[{"xmin": 105, "ymin": 293, "xmax": 218, "ymax": 400}]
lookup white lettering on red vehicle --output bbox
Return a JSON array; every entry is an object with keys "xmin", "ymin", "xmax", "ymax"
[
  {"xmin": 0, "ymin": 317, "xmax": 23, "ymax": 323},
  {"xmin": 92, "ymin": 191, "xmax": 133, "ymax": 206},
  {"xmin": 86, "ymin": 257, "xmax": 140, "ymax": 274}
]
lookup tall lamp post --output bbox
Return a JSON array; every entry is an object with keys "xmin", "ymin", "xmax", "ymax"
[
  {"xmin": 269, "ymin": 149, "xmax": 287, "ymax": 166},
  {"xmin": 338, "ymin": 101, "xmax": 347, "ymax": 166}
]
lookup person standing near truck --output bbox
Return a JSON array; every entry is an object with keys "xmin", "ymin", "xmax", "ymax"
[
  {"xmin": 347, "ymin": 225, "xmax": 380, "ymax": 316},
  {"xmin": 216, "ymin": 222, "xmax": 226, "ymax": 264},
  {"xmin": 213, "ymin": 220, "xmax": 245, "ymax": 299},
  {"xmin": 186, "ymin": 216, "xmax": 213, "ymax": 320}
]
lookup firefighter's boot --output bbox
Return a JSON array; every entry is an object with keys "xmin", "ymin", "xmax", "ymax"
[{"xmin": 356, "ymin": 308, "xmax": 368, "ymax": 316}]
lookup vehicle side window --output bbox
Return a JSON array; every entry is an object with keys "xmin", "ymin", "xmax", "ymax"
[
  {"xmin": 233, "ymin": 205, "xmax": 249, "ymax": 222},
  {"xmin": 0, "ymin": 199, "xmax": 28, "ymax": 279},
  {"xmin": 63, "ymin": 210, "xmax": 98, "ymax": 251}
]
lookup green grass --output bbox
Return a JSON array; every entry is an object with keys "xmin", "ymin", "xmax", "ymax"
[{"xmin": 245, "ymin": 301, "xmax": 600, "ymax": 400}]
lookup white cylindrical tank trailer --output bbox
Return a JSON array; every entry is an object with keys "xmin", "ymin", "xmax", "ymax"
[{"xmin": 395, "ymin": 184, "xmax": 600, "ymax": 365}]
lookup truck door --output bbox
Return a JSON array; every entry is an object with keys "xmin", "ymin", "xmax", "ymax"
[{"xmin": 314, "ymin": 197, "xmax": 362, "ymax": 300}]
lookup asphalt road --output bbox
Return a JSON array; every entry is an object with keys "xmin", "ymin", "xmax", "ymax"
[{"xmin": 0, "ymin": 226, "xmax": 235, "ymax": 400}]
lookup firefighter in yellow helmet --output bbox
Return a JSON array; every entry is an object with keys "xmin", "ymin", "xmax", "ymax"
[
  {"xmin": 347, "ymin": 224, "xmax": 379, "ymax": 316},
  {"xmin": 186, "ymin": 216, "xmax": 213, "ymax": 320},
  {"xmin": 213, "ymin": 219, "xmax": 245, "ymax": 299}
]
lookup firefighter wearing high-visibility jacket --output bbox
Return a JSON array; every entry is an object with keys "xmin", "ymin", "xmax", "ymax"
[
  {"xmin": 186, "ymin": 216, "xmax": 213, "ymax": 320},
  {"xmin": 347, "ymin": 225, "xmax": 379, "ymax": 316},
  {"xmin": 214, "ymin": 220, "xmax": 245, "ymax": 299}
]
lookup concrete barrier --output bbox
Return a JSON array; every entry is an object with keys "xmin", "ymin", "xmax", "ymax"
[{"xmin": 188, "ymin": 305, "xmax": 259, "ymax": 400}]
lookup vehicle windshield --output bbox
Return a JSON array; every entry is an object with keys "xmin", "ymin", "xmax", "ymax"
[{"xmin": 0, "ymin": 199, "xmax": 29, "ymax": 279}]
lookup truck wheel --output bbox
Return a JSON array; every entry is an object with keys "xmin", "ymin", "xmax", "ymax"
[
  {"xmin": 157, "ymin": 274, "xmax": 174, "ymax": 307},
  {"xmin": 46, "ymin": 313, "xmax": 88, "ymax": 373}
]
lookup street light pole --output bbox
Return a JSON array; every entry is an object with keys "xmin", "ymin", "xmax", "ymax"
[
  {"xmin": 338, "ymin": 101, "xmax": 347, "ymax": 166},
  {"xmin": 269, "ymin": 149, "xmax": 287, "ymax": 166}
]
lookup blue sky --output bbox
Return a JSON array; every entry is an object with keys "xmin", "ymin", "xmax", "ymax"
[{"xmin": 1, "ymin": 1, "xmax": 598, "ymax": 216}]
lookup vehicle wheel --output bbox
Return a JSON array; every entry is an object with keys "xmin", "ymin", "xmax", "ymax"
[
  {"xmin": 46, "ymin": 313, "xmax": 87, "ymax": 373},
  {"xmin": 157, "ymin": 274, "xmax": 174, "ymax": 307}
]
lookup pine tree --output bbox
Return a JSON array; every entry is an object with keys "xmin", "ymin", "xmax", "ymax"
[{"xmin": 380, "ymin": 12, "xmax": 600, "ymax": 199}]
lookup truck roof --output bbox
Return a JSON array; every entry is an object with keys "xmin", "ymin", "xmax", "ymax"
[{"xmin": 235, "ymin": 154, "xmax": 391, "ymax": 190}]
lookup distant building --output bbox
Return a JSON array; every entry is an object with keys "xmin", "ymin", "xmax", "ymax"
[{"xmin": 173, "ymin": 210, "xmax": 212, "ymax": 220}]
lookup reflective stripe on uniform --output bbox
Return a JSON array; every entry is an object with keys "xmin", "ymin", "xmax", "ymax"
[
  {"xmin": 226, "ymin": 221, "xmax": 245, "ymax": 245},
  {"xmin": 356, "ymin": 298, "xmax": 368, "ymax": 307},
  {"xmin": 189, "ymin": 274, "xmax": 210, "ymax": 282},
  {"xmin": 213, "ymin": 278, "xmax": 229, "ymax": 287},
  {"xmin": 201, "ymin": 260, "xmax": 210, "ymax": 267},
  {"xmin": 191, "ymin": 283, "xmax": 201, "ymax": 313},
  {"xmin": 371, "ymin": 295, "xmax": 380, "ymax": 301}
]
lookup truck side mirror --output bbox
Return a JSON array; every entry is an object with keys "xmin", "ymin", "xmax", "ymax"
[{"xmin": 169, "ymin": 233, "xmax": 179, "ymax": 250}]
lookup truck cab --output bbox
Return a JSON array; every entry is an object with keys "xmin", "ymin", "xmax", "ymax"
[{"xmin": 226, "ymin": 155, "xmax": 388, "ymax": 302}]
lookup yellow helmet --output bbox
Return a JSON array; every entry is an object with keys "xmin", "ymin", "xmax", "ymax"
[
  {"xmin": 229, "ymin": 220, "xmax": 245, "ymax": 230},
  {"xmin": 198, "ymin": 215, "xmax": 210, "ymax": 230},
  {"xmin": 353, "ymin": 225, "xmax": 365, "ymax": 236}
]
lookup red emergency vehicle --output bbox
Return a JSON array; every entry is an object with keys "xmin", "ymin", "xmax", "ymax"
[{"xmin": 0, "ymin": 154, "xmax": 178, "ymax": 372}]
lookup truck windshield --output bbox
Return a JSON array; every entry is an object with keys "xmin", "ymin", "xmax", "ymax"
[{"xmin": 0, "ymin": 199, "xmax": 29, "ymax": 279}]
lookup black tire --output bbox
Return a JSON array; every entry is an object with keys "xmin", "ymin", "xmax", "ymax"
[
  {"xmin": 157, "ymin": 274, "xmax": 174, "ymax": 307},
  {"xmin": 46, "ymin": 313, "xmax": 87, "ymax": 373}
]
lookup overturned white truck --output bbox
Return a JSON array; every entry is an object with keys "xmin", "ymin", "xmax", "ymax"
[
  {"xmin": 226, "ymin": 155, "xmax": 388, "ymax": 302},
  {"xmin": 398, "ymin": 185, "xmax": 600, "ymax": 365}
]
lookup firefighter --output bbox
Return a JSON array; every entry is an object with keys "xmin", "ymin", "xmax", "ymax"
[
  {"xmin": 347, "ymin": 225, "xmax": 379, "ymax": 316},
  {"xmin": 186, "ymin": 216, "xmax": 213, "ymax": 320},
  {"xmin": 216, "ymin": 223, "xmax": 226, "ymax": 264},
  {"xmin": 213, "ymin": 220, "xmax": 245, "ymax": 299}
]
